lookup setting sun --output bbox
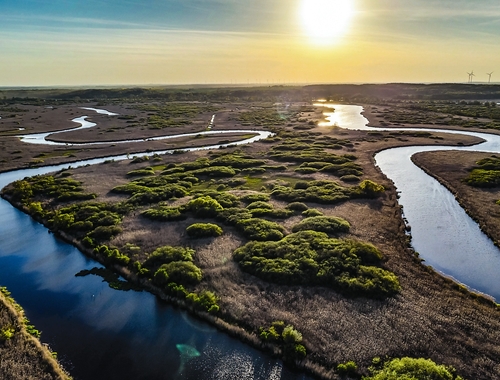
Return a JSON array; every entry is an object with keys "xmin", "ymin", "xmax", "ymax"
[{"xmin": 299, "ymin": 0, "xmax": 355, "ymax": 45}]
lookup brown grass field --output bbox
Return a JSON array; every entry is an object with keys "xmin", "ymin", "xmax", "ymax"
[
  {"xmin": 2, "ymin": 93, "xmax": 500, "ymax": 379},
  {"xmin": 0, "ymin": 289, "xmax": 69, "ymax": 380},
  {"xmin": 412, "ymin": 150, "xmax": 500, "ymax": 246}
]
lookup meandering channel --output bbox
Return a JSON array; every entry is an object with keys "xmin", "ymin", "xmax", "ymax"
[
  {"xmin": 3, "ymin": 104, "xmax": 500, "ymax": 379},
  {"xmin": 0, "ymin": 109, "xmax": 305, "ymax": 380},
  {"xmin": 320, "ymin": 103, "xmax": 500, "ymax": 301}
]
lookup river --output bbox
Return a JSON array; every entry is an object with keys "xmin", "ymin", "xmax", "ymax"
[
  {"xmin": 2, "ymin": 103, "xmax": 500, "ymax": 379},
  {"xmin": 320, "ymin": 103, "xmax": 500, "ymax": 301},
  {"xmin": 0, "ymin": 109, "xmax": 307, "ymax": 380}
]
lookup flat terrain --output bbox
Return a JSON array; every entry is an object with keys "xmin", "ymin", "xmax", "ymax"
[
  {"xmin": 2, "ymin": 84, "xmax": 500, "ymax": 380},
  {"xmin": 0, "ymin": 289, "xmax": 69, "ymax": 380},
  {"xmin": 412, "ymin": 150, "xmax": 500, "ymax": 246}
]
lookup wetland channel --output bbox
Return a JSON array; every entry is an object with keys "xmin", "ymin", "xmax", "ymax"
[{"xmin": 1, "ymin": 104, "xmax": 500, "ymax": 379}]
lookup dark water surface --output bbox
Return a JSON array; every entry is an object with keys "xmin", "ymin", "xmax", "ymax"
[
  {"xmin": 4, "ymin": 103, "xmax": 500, "ymax": 379},
  {"xmin": 0, "ymin": 121, "xmax": 307, "ymax": 379}
]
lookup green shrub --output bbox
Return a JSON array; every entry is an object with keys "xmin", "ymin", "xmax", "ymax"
[
  {"xmin": 302, "ymin": 208, "xmax": 323, "ymax": 217},
  {"xmin": 154, "ymin": 261, "xmax": 202, "ymax": 286},
  {"xmin": 365, "ymin": 357, "xmax": 464, "ymax": 380},
  {"xmin": 142, "ymin": 206, "xmax": 186, "ymax": 221},
  {"xmin": 292, "ymin": 216, "xmax": 350, "ymax": 235},
  {"xmin": 190, "ymin": 166, "xmax": 236, "ymax": 178},
  {"xmin": 337, "ymin": 361, "xmax": 357, "ymax": 376},
  {"xmin": 464, "ymin": 169, "xmax": 500, "ymax": 187},
  {"xmin": 94, "ymin": 245, "xmax": 130, "ymax": 266},
  {"xmin": 187, "ymin": 196, "xmax": 223, "ymax": 217},
  {"xmin": 127, "ymin": 168, "xmax": 155, "ymax": 177},
  {"xmin": 233, "ymin": 230, "xmax": 399, "ymax": 297},
  {"xmin": 210, "ymin": 153, "xmax": 266, "ymax": 168},
  {"xmin": 246, "ymin": 201, "xmax": 273, "ymax": 210},
  {"xmin": 186, "ymin": 223, "xmax": 223, "ymax": 238},
  {"xmin": 353, "ymin": 180, "xmax": 385, "ymax": 198},
  {"xmin": 186, "ymin": 290, "xmax": 219, "ymax": 313},
  {"xmin": 295, "ymin": 167, "xmax": 318, "ymax": 174},
  {"xmin": 88, "ymin": 225, "xmax": 122, "ymax": 242},
  {"xmin": 241, "ymin": 193, "xmax": 270, "ymax": 203},
  {"xmin": 236, "ymin": 218, "xmax": 284, "ymax": 241},
  {"xmin": 216, "ymin": 207, "xmax": 253, "ymax": 225},
  {"xmin": 249, "ymin": 208, "xmax": 294, "ymax": 219},
  {"xmin": 200, "ymin": 191, "xmax": 240, "ymax": 208},
  {"xmin": 0, "ymin": 326, "xmax": 15, "ymax": 341},
  {"xmin": 259, "ymin": 321, "xmax": 306, "ymax": 361},
  {"xmin": 143, "ymin": 246, "xmax": 195, "ymax": 270},
  {"xmin": 272, "ymin": 180, "xmax": 352, "ymax": 204},
  {"xmin": 286, "ymin": 202, "xmax": 309, "ymax": 211}
]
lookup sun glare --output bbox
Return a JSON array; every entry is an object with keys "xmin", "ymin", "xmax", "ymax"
[{"xmin": 300, "ymin": 0, "xmax": 355, "ymax": 45}]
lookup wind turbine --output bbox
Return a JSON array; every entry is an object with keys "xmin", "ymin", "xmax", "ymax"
[
  {"xmin": 467, "ymin": 70, "xmax": 475, "ymax": 83},
  {"xmin": 487, "ymin": 72, "xmax": 494, "ymax": 83}
]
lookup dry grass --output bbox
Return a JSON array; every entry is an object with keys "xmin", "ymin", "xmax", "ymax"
[
  {"xmin": 68, "ymin": 116, "xmax": 500, "ymax": 379},
  {"xmin": 3, "ymin": 100, "xmax": 500, "ymax": 379},
  {"xmin": 0, "ymin": 290, "xmax": 69, "ymax": 380},
  {"xmin": 412, "ymin": 150, "xmax": 500, "ymax": 246}
]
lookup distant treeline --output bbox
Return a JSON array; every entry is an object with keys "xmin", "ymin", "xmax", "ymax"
[{"xmin": 2, "ymin": 83, "xmax": 500, "ymax": 104}]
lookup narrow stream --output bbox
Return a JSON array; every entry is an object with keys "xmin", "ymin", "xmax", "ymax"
[
  {"xmin": 3, "ymin": 103, "xmax": 500, "ymax": 379},
  {"xmin": 320, "ymin": 103, "xmax": 500, "ymax": 300},
  {"xmin": 0, "ymin": 109, "xmax": 306, "ymax": 380}
]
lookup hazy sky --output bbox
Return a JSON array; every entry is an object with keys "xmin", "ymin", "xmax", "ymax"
[{"xmin": 1, "ymin": 0, "xmax": 499, "ymax": 86}]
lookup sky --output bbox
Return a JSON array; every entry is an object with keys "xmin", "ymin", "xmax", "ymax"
[{"xmin": 1, "ymin": 0, "xmax": 500, "ymax": 86}]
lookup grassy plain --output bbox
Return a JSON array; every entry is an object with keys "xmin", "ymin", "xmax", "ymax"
[
  {"xmin": 1, "ymin": 85, "xmax": 500, "ymax": 379},
  {"xmin": 0, "ymin": 288, "xmax": 69, "ymax": 380},
  {"xmin": 412, "ymin": 150, "xmax": 500, "ymax": 246}
]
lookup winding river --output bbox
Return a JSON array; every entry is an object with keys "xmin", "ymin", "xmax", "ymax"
[
  {"xmin": 2, "ymin": 104, "xmax": 500, "ymax": 379},
  {"xmin": 320, "ymin": 103, "xmax": 500, "ymax": 301},
  {"xmin": 0, "ymin": 110, "xmax": 306, "ymax": 380}
]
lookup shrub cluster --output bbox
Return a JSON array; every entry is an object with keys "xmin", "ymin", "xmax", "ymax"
[
  {"xmin": 186, "ymin": 223, "xmax": 223, "ymax": 238},
  {"xmin": 94, "ymin": 245, "xmax": 131, "ymax": 266},
  {"xmin": 271, "ymin": 180, "xmax": 352, "ymax": 204},
  {"xmin": 464, "ymin": 156, "xmax": 500, "ymax": 188},
  {"xmin": 291, "ymin": 216, "xmax": 350, "ymax": 235},
  {"xmin": 233, "ymin": 230, "xmax": 399, "ymax": 297},
  {"xmin": 142, "ymin": 206, "xmax": 186, "ymax": 221},
  {"xmin": 139, "ymin": 245, "xmax": 202, "ymax": 286},
  {"xmin": 4, "ymin": 175, "xmax": 96, "ymax": 204},
  {"xmin": 365, "ymin": 357, "xmax": 464, "ymax": 380},
  {"xmin": 259, "ymin": 321, "xmax": 306, "ymax": 362}
]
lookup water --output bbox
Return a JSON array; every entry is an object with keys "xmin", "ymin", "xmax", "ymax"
[
  {"xmin": 320, "ymin": 103, "xmax": 500, "ymax": 300},
  {"xmin": 0, "ymin": 108, "xmax": 306, "ymax": 380},
  {"xmin": 4, "ymin": 103, "xmax": 500, "ymax": 379}
]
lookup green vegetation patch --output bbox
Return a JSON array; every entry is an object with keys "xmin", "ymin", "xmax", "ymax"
[
  {"xmin": 137, "ymin": 103, "xmax": 217, "ymax": 129},
  {"xmin": 142, "ymin": 206, "xmax": 186, "ymax": 221},
  {"xmin": 233, "ymin": 230, "xmax": 399, "ymax": 297},
  {"xmin": 366, "ymin": 357, "xmax": 464, "ymax": 380},
  {"xmin": 291, "ymin": 216, "xmax": 350, "ymax": 235},
  {"xmin": 4, "ymin": 175, "xmax": 96, "ymax": 203},
  {"xmin": 271, "ymin": 179, "xmax": 384, "ymax": 204},
  {"xmin": 236, "ymin": 218, "xmax": 285, "ymax": 241},
  {"xmin": 238, "ymin": 106, "xmax": 295, "ymax": 126},
  {"xmin": 186, "ymin": 223, "xmax": 223, "ymax": 238},
  {"xmin": 259, "ymin": 321, "xmax": 306, "ymax": 362},
  {"xmin": 137, "ymin": 245, "xmax": 203, "ymax": 286},
  {"xmin": 464, "ymin": 156, "xmax": 500, "ymax": 188}
]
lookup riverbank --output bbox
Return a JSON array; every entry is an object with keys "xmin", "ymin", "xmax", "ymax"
[
  {"xmin": 4, "ymin": 127, "xmax": 500, "ymax": 379},
  {"xmin": 0, "ymin": 287, "xmax": 69, "ymax": 380},
  {"xmin": 412, "ymin": 150, "xmax": 500, "ymax": 247},
  {"xmin": 2, "ymin": 95, "xmax": 500, "ymax": 379}
]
